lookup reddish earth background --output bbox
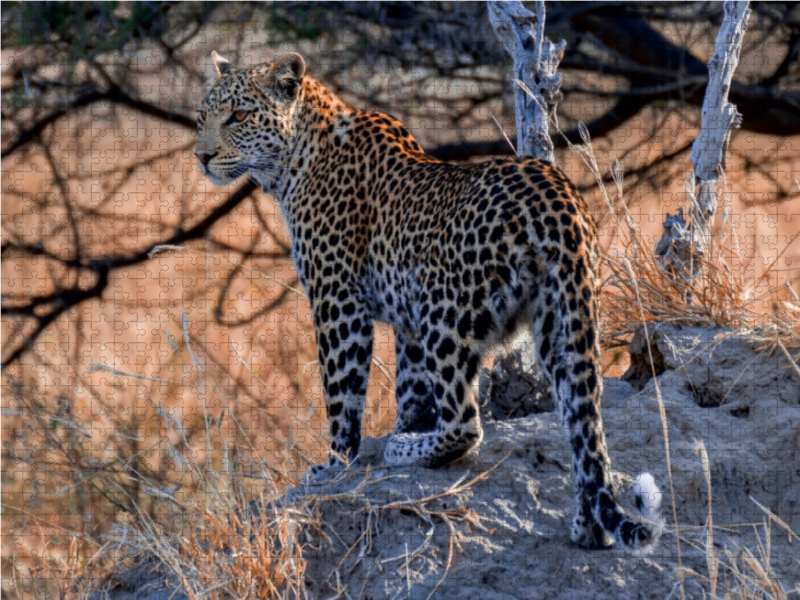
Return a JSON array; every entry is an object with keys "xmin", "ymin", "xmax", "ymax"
[{"xmin": 1, "ymin": 25, "xmax": 799, "ymax": 594}]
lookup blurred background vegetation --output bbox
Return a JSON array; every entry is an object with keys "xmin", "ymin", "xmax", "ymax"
[{"xmin": 1, "ymin": 2, "xmax": 799, "ymax": 596}]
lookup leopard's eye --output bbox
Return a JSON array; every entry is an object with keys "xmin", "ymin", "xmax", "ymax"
[
  {"xmin": 197, "ymin": 110, "xmax": 207, "ymax": 122},
  {"xmin": 224, "ymin": 111, "xmax": 249, "ymax": 127}
]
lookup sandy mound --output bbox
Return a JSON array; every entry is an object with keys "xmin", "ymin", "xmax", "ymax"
[{"xmin": 91, "ymin": 326, "xmax": 800, "ymax": 599}]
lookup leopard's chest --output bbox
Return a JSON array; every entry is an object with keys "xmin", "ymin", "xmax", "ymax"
[{"xmin": 285, "ymin": 155, "xmax": 445, "ymax": 336}]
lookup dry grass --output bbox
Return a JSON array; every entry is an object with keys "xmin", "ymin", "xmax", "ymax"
[
  {"xmin": 556, "ymin": 120, "xmax": 800, "ymax": 600},
  {"xmin": 106, "ymin": 319, "xmax": 311, "ymax": 600},
  {"xmin": 111, "ymin": 479, "xmax": 315, "ymax": 599},
  {"xmin": 5, "ymin": 317, "xmax": 317, "ymax": 599},
  {"xmin": 594, "ymin": 166, "xmax": 800, "ymax": 352},
  {"xmin": 4, "ymin": 309, "xmax": 498, "ymax": 599},
  {"xmin": 673, "ymin": 506, "xmax": 800, "ymax": 600},
  {"xmin": 82, "ymin": 444, "xmax": 498, "ymax": 599}
]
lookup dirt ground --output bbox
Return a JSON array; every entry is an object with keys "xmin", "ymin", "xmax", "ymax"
[{"xmin": 91, "ymin": 325, "xmax": 800, "ymax": 599}]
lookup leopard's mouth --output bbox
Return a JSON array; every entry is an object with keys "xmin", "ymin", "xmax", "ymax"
[
  {"xmin": 203, "ymin": 170, "xmax": 233, "ymax": 186},
  {"xmin": 200, "ymin": 161, "xmax": 249, "ymax": 186},
  {"xmin": 198, "ymin": 162, "xmax": 231, "ymax": 185}
]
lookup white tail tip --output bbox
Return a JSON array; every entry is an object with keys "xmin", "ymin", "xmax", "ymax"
[{"xmin": 633, "ymin": 472, "xmax": 665, "ymax": 541}]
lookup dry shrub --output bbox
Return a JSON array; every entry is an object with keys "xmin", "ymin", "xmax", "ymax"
[
  {"xmin": 560, "ymin": 125, "xmax": 800, "ymax": 355},
  {"xmin": 81, "ymin": 369, "xmax": 317, "ymax": 600},
  {"xmin": 600, "ymin": 211, "xmax": 800, "ymax": 351},
  {"xmin": 104, "ymin": 329, "xmax": 315, "ymax": 600},
  {"xmin": 128, "ymin": 487, "xmax": 314, "ymax": 600}
]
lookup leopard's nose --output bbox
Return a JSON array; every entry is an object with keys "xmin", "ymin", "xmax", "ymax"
[{"xmin": 194, "ymin": 150, "xmax": 218, "ymax": 166}]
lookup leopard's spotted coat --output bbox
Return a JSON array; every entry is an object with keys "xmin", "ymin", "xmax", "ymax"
[{"xmin": 195, "ymin": 52, "xmax": 661, "ymax": 549}]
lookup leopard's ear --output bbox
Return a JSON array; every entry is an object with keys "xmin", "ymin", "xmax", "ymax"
[
  {"xmin": 212, "ymin": 51, "xmax": 234, "ymax": 79},
  {"xmin": 252, "ymin": 53, "xmax": 305, "ymax": 103}
]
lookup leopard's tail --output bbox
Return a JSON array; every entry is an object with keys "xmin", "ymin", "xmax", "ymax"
[
  {"xmin": 536, "ymin": 291, "xmax": 663, "ymax": 551},
  {"xmin": 629, "ymin": 472, "xmax": 665, "ymax": 551},
  {"xmin": 590, "ymin": 473, "xmax": 664, "ymax": 553}
]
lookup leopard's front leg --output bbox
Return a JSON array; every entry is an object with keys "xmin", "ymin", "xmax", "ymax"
[{"xmin": 305, "ymin": 298, "xmax": 374, "ymax": 482}]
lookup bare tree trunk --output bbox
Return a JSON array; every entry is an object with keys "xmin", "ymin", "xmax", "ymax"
[
  {"xmin": 655, "ymin": 1, "xmax": 750, "ymax": 277},
  {"xmin": 487, "ymin": 1, "xmax": 565, "ymax": 162},
  {"xmin": 482, "ymin": 1, "xmax": 566, "ymax": 408}
]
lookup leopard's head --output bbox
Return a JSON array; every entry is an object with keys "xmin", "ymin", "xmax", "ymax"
[{"xmin": 195, "ymin": 51, "xmax": 306, "ymax": 187}]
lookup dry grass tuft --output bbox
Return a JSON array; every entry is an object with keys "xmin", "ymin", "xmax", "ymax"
[
  {"xmin": 594, "ymin": 167, "xmax": 800, "ymax": 353},
  {"xmin": 677, "ymin": 512, "xmax": 799, "ymax": 600},
  {"xmin": 132, "ymin": 493, "xmax": 315, "ymax": 599},
  {"xmin": 97, "ymin": 323, "xmax": 316, "ymax": 600},
  {"xmin": 9, "ymin": 536, "xmax": 107, "ymax": 600}
]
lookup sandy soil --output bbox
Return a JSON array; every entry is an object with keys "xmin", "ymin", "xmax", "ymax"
[{"xmin": 91, "ymin": 325, "xmax": 800, "ymax": 599}]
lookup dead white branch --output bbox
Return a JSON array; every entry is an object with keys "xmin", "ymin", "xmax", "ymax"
[
  {"xmin": 691, "ymin": 1, "xmax": 750, "ymax": 229},
  {"xmin": 656, "ymin": 1, "xmax": 751, "ymax": 276},
  {"xmin": 488, "ymin": 1, "xmax": 566, "ymax": 162},
  {"xmin": 485, "ymin": 1, "xmax": 565, "ymax": 385}
]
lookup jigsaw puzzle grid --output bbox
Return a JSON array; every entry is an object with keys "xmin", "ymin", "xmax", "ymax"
[{"xmin": 2, "ymin": 3, "xmax": 799, "ymax": 599}]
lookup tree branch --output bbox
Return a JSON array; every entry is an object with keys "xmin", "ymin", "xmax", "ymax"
[
  {"xmin": 2, "ymin": 84, "xmax": 195, "ymax": 159},
  {"xmin": 426, "ymin": 93, "xmax": 649, "ymax": 161},
  {"xmin": 488, "ymin": 1, "xmax": 566, "ymax": 161},
  {"xmin": 2, "ymin": 267, "xmax": 109, "ymax": 370},
  {"xmin": 570, "ymin": 10, "xmax": 800, "ymax": 135},
  {"xmin": 655, "ymin": 1, "xmax": 751, "ymax": 278},
  {"xmin": 1, "ymin": 180, "xmax": 258, "ymax": 370}
]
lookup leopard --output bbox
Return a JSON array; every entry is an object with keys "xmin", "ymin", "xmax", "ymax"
[{"xmin": 195, "ymin": 51, "xmax": 663, "ymax": 550}]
